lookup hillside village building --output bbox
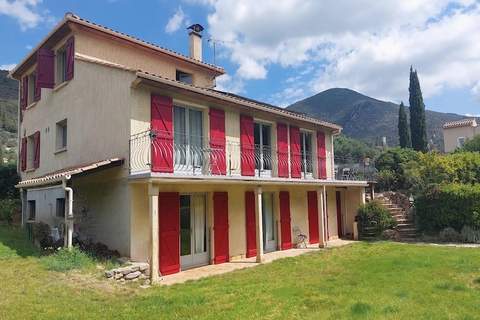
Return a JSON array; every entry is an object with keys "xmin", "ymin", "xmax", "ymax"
[
  {"xmin": 11, "ymin": 13, "xmax": 370, "ymax": 282},
  {"xmin": 443, "ymin": 118, "xmax": 478, "ymax": 152}
]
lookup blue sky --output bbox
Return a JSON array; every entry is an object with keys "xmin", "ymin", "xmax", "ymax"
[{"xmin": 1, "ymin": 0, "xmax": 479, "ymax": 116}]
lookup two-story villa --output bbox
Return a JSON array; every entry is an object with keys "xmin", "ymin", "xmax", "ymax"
[{"xmin": 11, "ymin": 13, "xmax": 369, "ymax": 282}]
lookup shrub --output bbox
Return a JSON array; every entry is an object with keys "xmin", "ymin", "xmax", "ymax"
[
  {"xmin": 460, "ymin": 226, "xmax": 480, "ymax": 243},
  {"xmin": 375, "ymin": 148, "xmax": 419, "ymax": 191},
  {"xmin": 357, "ymin": 201, "xmax": 397, "ymax": 237},
  {"xmin": 32, "ymin": 222, "xmax": 54, "ymax": 249},
  {"xmin": 438, "ymin": 227, "xmax": 460, "ymax": 242},
  {"xmin": 376, "ymin": 169, "xmax": 396, "ymax": 191},
  {"xmin": 41, "ymin": 247, "xmax": 94, "ymax": 272},
  {"xmin": 460, "ymin": 135, "xmax": 480, "ymax": 152},
  {"xmin": 0, "ymin": 164, "xmax": 19, "ymax": 199},
  {"xmin": 415, "ymin": 184, "xmax": 480, "ymax": 234},
  {"xmin": 0, "ymin": 198, "xmax": 20, "ymax": 223}
]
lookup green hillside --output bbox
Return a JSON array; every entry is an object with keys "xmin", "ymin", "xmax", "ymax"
[{"xmin": 0, "ymin": 70, "xmax": 18, "ymax": 164}]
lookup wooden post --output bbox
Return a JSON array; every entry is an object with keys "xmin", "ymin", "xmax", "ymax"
[
  {"xmin": 255, "ymin": 186, "xmax": 264, "ymax": 263},
  {"xmin": 148, "ymin": 183, "xmax": 160, "ymax": 283}
]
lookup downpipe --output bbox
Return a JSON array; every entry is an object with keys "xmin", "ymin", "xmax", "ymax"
[{"xmin": 62, "ymin": 175, "xmax": 74, "ymax": 250}]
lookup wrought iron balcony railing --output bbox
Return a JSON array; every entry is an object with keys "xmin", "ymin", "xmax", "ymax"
[{"xmin": 129, "ymin": 130, "xmax": 374, "ymax": 182}]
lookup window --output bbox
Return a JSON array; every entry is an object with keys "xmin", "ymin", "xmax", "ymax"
[
  {"xmin": 56, "ymin": 198, "xmax": 65, "ymax": 218},
  {"xmin": 27, "ymin": 200, "xmax": 36, "ymax": 221},
  {"xmin": 27, "ymin": 72, "xmax": 36, "ymax": 105},
  {"xmin": 300, "ymin": 131, "xmax": 313, "ymax": 174},
  {"xmin": 457, "ymin": 137, "xmax": 466, "ymax": 148},
  {"xmin": 26, "ymin": 134, "xmax": 35, "ymax": 169},
  {"xmin": 55, "ymin": 119, "xmax": 67, "ymax": 151},
  {"xmin": 254, "ymin": 122, "xmax": 272, "ymax": 172},
  {"xmin": 56, "ymin": 47, "xmax": 67, "ymax": 85},
  {"xmin": 173, "ymin": 106, "xmax": 203, "ymax": 169},
  {"xmin": 176, "ymin": 70, "xmax": 193, "ymax": 85}
]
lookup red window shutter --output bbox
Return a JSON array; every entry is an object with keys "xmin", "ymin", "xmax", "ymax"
[
  {"xmin": 33, "ymin": 131, "xmax": 40, "ymax": 169},
  {"xmin": 65, "ymin": 37, "xmax": 75, "ymax": 81},
  {"xmin": 245, "ymin": 191, "xmax": 256, "ymax": 258},
  {"xmin": 317, "ymin": 131, "xmax": 327, "ymax": 179},
  {"xmin": 277, "ymin": 123, "xmax": 289, "ymax": 178},
  {"xmin": 214, "ymin": 192, "xmax": 229, "ymax": 264},
  {"xmin": 151, "ymin": 94, "xmax": 174, "ymax": 173},
  {"xmin": 33, "ymin": 73, "xmax": 41, "ymax": 102},
  {"xmin": 20, "ymin": 137, "xmax": 27, "ymax": 172},
  {"xmin": 209, "ymin": 108, "xmax": 226, "ymax": 175},
  {"xmin": 279, "ymin": 191, "xmax": 292, "ymax": 250},
  {"xmin": 289, "ymin": 126, "xmax": 301, "ymax": 178},
  {"xmin": 20, "ymin": 76, "xmax": 28, "ymax": 111},
  {"xmin": 240, "ymin": 115, "xmax": 255, "ymax": 176},
  {"xmin": 158, "ymin": 192, "xmax": 180, "ymax": 275},
  {"xmin": 37, "ymin": 48, "xmax": 55, "ymax": 88},
  {"xmin": 307, "ymin": 191, "xmax": 319, "ymax": 244}
]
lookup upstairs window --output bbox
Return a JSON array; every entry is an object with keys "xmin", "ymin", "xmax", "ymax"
[
  {"xmin": 254, "ymin": 122, "xmax": 272, "ymax": 172},
  {"xmin": 26, "ymin": 134, "xmax": 36, "ymax": 169},
  {"xmin": 300, "ymin": 131, "xmax": 313, "ymax": 174},
  {"xmin": 56, "ymin": 47, "xmax": 67, "ymax": 85},
  {"xmin": 27, "ymin": 72, "xmax": 36, "ymax": 105},
  {"xmin": 173, "ymin": 105, "xmax": 203, "ymax": 169},
  {"xmin": 55, "ymin": 119, "xmax": 67, "ymax": 151},
  {"xmin": 176, "ymin": 70, "xmax": 193, "ymax": 85}
]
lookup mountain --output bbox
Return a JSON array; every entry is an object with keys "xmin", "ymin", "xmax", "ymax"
[
  {"xmin": 287, "ymin": 88, "xmax": 465, "ymax": 150},
  {"xmin": 0, "ymin": 70, "xmax": 19, "ymax": 163}
]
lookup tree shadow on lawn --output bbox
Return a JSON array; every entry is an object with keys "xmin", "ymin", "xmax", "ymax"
[{"xmin": 0, "ymin": 224, "xmax": 39, "ymax": 258}]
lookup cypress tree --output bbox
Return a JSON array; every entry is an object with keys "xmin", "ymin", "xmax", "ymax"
[
  {"xmin": 398, "ymin": 101, "xmax": 410, "ymax": 148},
  {"xmin": 409, "ymin": 67, "xmax": 427, "ymax": 152}
]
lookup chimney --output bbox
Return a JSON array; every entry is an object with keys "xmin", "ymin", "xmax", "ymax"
[{"xmin": 187, "ymin": 24, "xmax": 204, "ymax": 61}]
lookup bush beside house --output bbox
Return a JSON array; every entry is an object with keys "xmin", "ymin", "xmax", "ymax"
[{"xmin": 357, "ymin": 201, "xmax": 397, "ymax": 239}]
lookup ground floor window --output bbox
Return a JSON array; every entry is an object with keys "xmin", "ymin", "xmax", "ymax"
[
  {"xmin": 27, "ymin": 200, "xmax": 36, "ymax": 221},
  {"xmin": 180, "ymin": 194, "xmax": 208, "ymax": 269}
]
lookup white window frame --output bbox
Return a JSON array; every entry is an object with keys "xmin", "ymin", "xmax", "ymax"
[
  {"xmin": 176, "ymin": 70, "xmax": 193, "ymax": 85},
  {"xmin": 55, "ymin": 46, "xmax": 67, "ymax": 86},
  {"xmin": 27, "ymin": 72, "xmax": 36, "ymax": 106},
  {"xmin": 254, "ymin": 121, "xmax": 272, "ymax": 177},
  {"xmin": 457, "ymin": 136, "xmax": 466, "ymax": 148},
  {"xmin": 55, "ymin": 119, "xmax": 67, "ymax": 153},
  {"xmin": 300, "ymin": 130, "xmax": 313, "ymax": 178},
  {"xmin": 26, "ymin": 134, "xmax": 36, "ymax": 170}
]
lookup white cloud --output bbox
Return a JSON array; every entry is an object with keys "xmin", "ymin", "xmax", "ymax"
[
  {"xmin": 200, "ymin": 0, "xmax": 480, "ymax": 105},
  {"xmin": 165, "ymin": 7, "xmax": 187, "ymax": 34},
  {"xmin": 215, "ymin": 74, "xmax": 244, "ymax": 94},
  {"xmin": 0, "ymin": 63, "xmax": 16, "ymax": 71},
  {"xmin": 0, "ymin": 0, "xmax": 44, "ymax": 30},
  {"xmin": 472, "ymin": 81, "xmax": 480, "ymax": 102}
]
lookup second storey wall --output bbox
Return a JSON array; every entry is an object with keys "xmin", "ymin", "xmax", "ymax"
[{"xmin": 19, "ymin": 59, "xmax": 134, "ymax": 180}]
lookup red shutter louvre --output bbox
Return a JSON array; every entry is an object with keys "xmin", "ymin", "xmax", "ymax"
[
  {"xmin": 33, "ymin": 73, "xmax": 41, "ymax": 102},
  {"xmin": 279, "ymin": 191, "xmax": 292, "ymax": 250},
  {"xmin": 65, "ymin": 37, "xmax": 75, "ymax": 81},
  {"xmin": 21, "ymin": 76, "xmax": 28, "ymax": 111},
  {"xmin": 33, "ymin": 131, "xmax": 40, "ymax": 169},
  {"xmin": 151, "ymin": 94, "xmax": 174, "ymax": 173},
  {"xmin": 240, "ymin": 115, "xmax": 255, "ymax": 176},
  {"xmin": 317, "ymin": 131, "xmax": 327, "ymax": 179},
  {"xmin": 289, "ymin": 126, "xmax": 301, "ymax": 178},
  {"xmin": 20, "ymin": 137, "xmax": 27, "ymax": 172},
  {"xmin": 245, "ymin": 191, "xmax": 256, "ymax": 258},
  {"xmin": 159, "ymin": 192, "xmax": 180, "ymax": 275},
  {"xmin": 209, "ymin": 108, "xmax": 226, "ymax": 175},
  {"xmin": 213, "ymin": 192, "xmax": 229, "ymax": 264},
  {"xmin": 307, "ymin": 191, "xmax": 319, "ymax": 244},
  {"xmin": 37, "ymin": 48, "xmax": 55, "ymax": 88},
  {"xmin": 277, "ymin": 123, "xmax": 289, "ymax": 178}
]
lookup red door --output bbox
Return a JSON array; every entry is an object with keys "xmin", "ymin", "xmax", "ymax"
[
  {"xmin": 279, "ymin": 191, "xmax": 292, "ymax": 250},
  {"xmin": 307, "ymin": 191, "xmax": 319, "ymax": 244},
  {"xmin": 214, "ymin": 192, "xmax": 229, "ymax": 264},
  {"xmin": 336, "ymin": 191, "xmax": 343, "ymax": 238},
  {"xmin": 159, "ymin": 192, "xmax": 180, "ymax": 275},
  {"xmin": 245, "ymin": 191, "xmax": 256, "ymax": 258}
]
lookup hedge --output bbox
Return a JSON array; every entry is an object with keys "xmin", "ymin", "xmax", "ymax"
[{"xmin": 415, "ymin": 183, "xmax": 480, "ymax": 233}]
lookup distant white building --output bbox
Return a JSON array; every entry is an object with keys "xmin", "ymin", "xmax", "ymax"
[{"xmin": 443, "ymin": 118, "xmax": 478, "ymax": 152}]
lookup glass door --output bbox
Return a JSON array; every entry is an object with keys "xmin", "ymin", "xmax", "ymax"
[
  {"xmin": 262, "ymin": 192, "xmax": 276, "ymax": 252},
  {"xmin": 254, "ymin": 122, "xmax": 272, "ymax": 177},
  {"xmin": 180, "ymin": 194, "xmax": 209, "ymax": 269},
  {"xmin": 174, "ymin": 106, "xmax": 204, "ymax": 173}
]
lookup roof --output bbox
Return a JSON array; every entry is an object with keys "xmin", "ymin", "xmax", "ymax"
[
  {"xmin": 10, "ymin": 12, "xmax": 224, "ymax": 79},
  {"xmin": 134, "ymin": 70, "xmax": 343, "ymax": 131},
  {"xmin": 16, "ymin": 158, "xmax": 124, "ymax": 188},
  {"xmin": 443, "ymin": 118, "xmax": 477, "ymax": 129}
]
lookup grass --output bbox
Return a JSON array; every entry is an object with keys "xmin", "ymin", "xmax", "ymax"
[
  {"xmin": 1, "ymin": 225, "xmax": 480, "ymax": 319},
  {"xmin": 40, "ymin": 247, "xmax": 95, "ymax": 272}
]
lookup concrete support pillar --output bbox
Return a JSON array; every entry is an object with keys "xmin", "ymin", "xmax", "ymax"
[
  {"xmin": 317, "ymin": 188, "xmax": 326, "ymax": 248},
  {"xmin": 148, "ymin": 183, "xmax": 160, "ymax": 283},
  {"xmin": 255, "ymin": 186, "xmax": 264, "ymax": 263},
  {"xmin": 361, "ymin": 187, "xmax": 366, "ymax": 205},
  {"xmin": 322, "ymin": 185, "xmax": 328, "ymax": 245}
]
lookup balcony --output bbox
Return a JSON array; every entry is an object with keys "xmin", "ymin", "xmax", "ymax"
[{"xmin": 129, "ymin": 130, "xmax": 373, "ymax": 182}]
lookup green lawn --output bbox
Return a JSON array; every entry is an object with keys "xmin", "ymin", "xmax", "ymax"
[{"xmin": 1, "ymin": 225, "xmax": 480, "ymax": 319}]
